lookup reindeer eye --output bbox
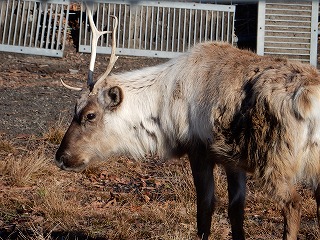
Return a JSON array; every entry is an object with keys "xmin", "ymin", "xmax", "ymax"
[{"xmin": 86, "ymin": 113, "xmax": 96, "ymax": 121}]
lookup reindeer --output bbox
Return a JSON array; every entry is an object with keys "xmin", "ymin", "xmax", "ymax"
[{"xmin": 56, "ymin": 4, "xmax": 320, "ymax": 240}]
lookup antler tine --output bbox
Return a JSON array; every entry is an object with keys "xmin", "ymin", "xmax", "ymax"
[
  {"xmin": 86, "ymin": 3, "xmax": 113, "ymax": 90},
  {"xmin": 60, "ymin": 78, "xmax": 82, "ymax": 91}
]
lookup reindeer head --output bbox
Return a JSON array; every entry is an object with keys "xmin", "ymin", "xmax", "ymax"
[{"xmin": 56, "ymin": 4, "xmax": 121, "ymax": 171}]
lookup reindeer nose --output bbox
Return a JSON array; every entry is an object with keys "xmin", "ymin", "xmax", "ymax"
[
  {"xmin": 55, "ymin": 148, "xmax": 69, "ymax": 168},
  {"xmin": 56, "ymin": 154, "xmax": 75, "ymax": 170},
  {"xmin": 55, "ymin": 148, "xmax": 87, "ymax": 172},
  {"xmin": 55, "ymin": 154, "xmax": 64, "ymax": 168}
]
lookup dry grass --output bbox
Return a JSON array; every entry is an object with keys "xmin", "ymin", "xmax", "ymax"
[
  {"xmin": 0, "ymin": 138, "xmax": 17, "ymax": 156},
  {"xmin": 0, "ymin": 133, "xmax": 319, "ymax": 239},
  {"xmin": 1, "ymin": 148, "xmax": 50, "ymax": 187},
  {"xmin": 42, "ymin": 116, "xmax": 67, "ymax": 145}
]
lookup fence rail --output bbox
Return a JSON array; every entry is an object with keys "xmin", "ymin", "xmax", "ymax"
[
  {"xmin": 79, "ymin": 1, "xmax": 235, "ymax": 58},
  {"xmin": 0, "ymin": 0, "xmax": 69, "ymax": 57}
]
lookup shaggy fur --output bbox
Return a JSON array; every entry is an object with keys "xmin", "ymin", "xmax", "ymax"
[{"xmin": 56, "ymin": 42, "xmax": 320, "ymax": 240}]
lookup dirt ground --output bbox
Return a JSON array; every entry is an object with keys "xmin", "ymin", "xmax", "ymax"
[{"xmin": 0, "ymin": 43, "xmax": 167, "ymax": 139}]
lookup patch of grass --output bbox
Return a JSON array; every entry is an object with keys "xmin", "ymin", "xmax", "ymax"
[
  {"xmin": 0, "ymin": 138, "xmax": 17, "ymax": 156},
  {"xmin": 2, "ymin": 148, "xmax": 50, "ymax": 186},
  {"xmin": 43, "ymin": 117, "xmax": 67, "ymax": 145},
  {"xmin": 33, "ymin": 181, "xmax": 82, "ymax": 231},
  {"xmin": 44, "ymin": 127, "xmax": 65, "ymax": 145},
  {"xmin": 43, "ymin": 126, "xmax": 66, "ymax": 145},
  {"xmin": 1, "ymin": 139, "xmax": 320, "ymax": 239}
]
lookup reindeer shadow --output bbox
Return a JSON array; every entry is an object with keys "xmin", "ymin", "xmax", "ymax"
[{"xmin": 0, "ymin": 228, "xmax": 107, "ymax": 240}]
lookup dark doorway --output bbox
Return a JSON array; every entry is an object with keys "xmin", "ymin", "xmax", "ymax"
[{"xmin": 234, "ymin": 3, "xmax": 258, "ymax": 52}]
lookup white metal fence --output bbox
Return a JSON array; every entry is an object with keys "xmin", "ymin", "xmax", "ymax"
[
  {"xmin": 0, "ymin": 0, "xmax": 69, "ymax": 57},
  {"xmin": 79, "ymin": 1, "xmax": 236, "ymax": 58}
]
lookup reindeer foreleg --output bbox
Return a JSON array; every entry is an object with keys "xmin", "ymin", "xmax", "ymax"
[{"xmin": 189, "ymin": 146, "xmax": 215, "ymax": 240}]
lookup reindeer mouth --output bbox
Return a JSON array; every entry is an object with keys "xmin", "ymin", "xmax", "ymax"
[{"xmin": 55, "ymin": 154, "xmax": 88, "ymax": 172}]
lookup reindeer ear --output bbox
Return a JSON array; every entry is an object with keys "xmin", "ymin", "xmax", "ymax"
[{"xmin": 99, "ymin": 86, "xmax": 122, "ymax": 110}]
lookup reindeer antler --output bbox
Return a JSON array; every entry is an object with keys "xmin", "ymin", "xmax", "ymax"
[
  {"xmin": 86, "ymin": 3, "xmax": 118, "ymax": 94},
  {"xmin": 61, "ymin": 3, "xmax": 118, "ymax": 93}
]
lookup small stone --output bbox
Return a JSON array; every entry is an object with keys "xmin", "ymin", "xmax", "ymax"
[{"xmin": 69, "ymin": 69, "xmax": 79, "ymax": 74}]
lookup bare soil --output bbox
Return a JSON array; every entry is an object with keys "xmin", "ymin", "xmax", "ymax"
[{"xmin": 0, "ymin": 44, "xmax": 166, "ymax": 138}]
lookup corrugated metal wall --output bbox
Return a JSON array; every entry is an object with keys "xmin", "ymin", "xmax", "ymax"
[{"xmin": 257, "ymin": 0, "xmax": 318, "ymax": 66}]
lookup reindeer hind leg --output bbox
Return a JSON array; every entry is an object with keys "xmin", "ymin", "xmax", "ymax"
[{"xmin": 314, "ymin": 184, "xmax": 320, "ymax": 229}]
